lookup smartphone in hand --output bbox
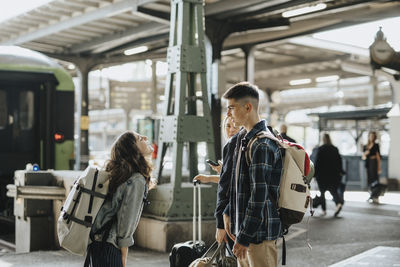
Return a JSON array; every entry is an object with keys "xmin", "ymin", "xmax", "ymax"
[{"xmin": 206, "ymin": 159, "xmax": 219, "ymax": 166}]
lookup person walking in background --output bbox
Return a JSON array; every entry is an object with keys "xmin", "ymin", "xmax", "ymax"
[
  {"xmin": 223, "ymin": 82, "xmax": 284, "ymax": 267},
  {"xmin": 193, "ymin": 116, "xmax": 241, "ymax": 249},
  {"xmin": 280, "ymin": 124, "xmax": 296, "ymax": 143},
  {"xmin": 85, "ymin": 131, "xmax": 153, "ymax": 267},
  {"xmin": 314, "ymin": 133, "xmax": 344, "ymax": 217},
  {"xmin": 362, "ymin": 131, "xmax": 382, "ymax": 204}
]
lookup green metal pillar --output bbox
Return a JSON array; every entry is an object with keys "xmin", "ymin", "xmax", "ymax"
[{"xmin": 144, "ymin": 0, "xmax": 216, "ymax": 221}]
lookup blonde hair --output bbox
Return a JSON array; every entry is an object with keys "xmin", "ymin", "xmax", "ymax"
[{"xmin": 222, "ymin": 116, "xmax": 239, "ymax": 140}]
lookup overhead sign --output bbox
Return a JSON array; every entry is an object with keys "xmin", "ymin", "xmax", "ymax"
[{"xmin": 109, "ymin": 80, "xmax": 153, "ymax": 111}]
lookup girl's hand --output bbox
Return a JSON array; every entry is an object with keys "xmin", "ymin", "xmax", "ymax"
[
  {"xmin": 362, "ymin": 150, "xmax": 369, "ymax": 160},
  {"xmin": 210, "ymin": 160, "xmax": 222, "ymax": 174},
  {"xmin": 193, "ymin": 174, "xmax": 210, "ymax": 183}
]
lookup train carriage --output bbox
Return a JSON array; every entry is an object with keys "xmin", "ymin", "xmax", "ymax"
[{"xmin": 0, "ymin": 46, "xmax": 74, "ymax": 219}]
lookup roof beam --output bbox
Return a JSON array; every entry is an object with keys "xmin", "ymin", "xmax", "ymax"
[
  {"xmin": 103, "ymin": 32, "xmax": 168, "ymax": 56},
  {"xmin": 70, "ymin": 22, "xmax": 165, "ymax": 54},
  {"xmin": 67, "ymin": 0, "xmax": 100, "ymax": 9},
  {"xmin": 97, "ymin": 51, "xmax": 166, "ymax": 67},
  {"xmin": 69, "ymin": 21, "xmax": 166, "ymax": 53},
  {"xmin": 40, "ymin": 6, "xmax": 73, "ymax": 17},
  {"xmin": 134, "ymin": 6, "xmax": 170, "ymax": 25},
  {"xmin": 205, "ymin": 0, "xmax": 282, "ymax": 16},
  {"xmin": 51, "ymin": 2, "xmax": 85, "ymax": 13},
  {"xmin": 23, "ymin": 42, "xmax": 62, "ymax": 51},
  {"xmin": 209, "ymin": 0, "xmax": 291, "ymax": 19},
  {"xmin": 0, "ymin": 0, "xmax": 157, "ymax": 45},
  {"xmin": 74, "ymin": 25, "xmax": 110, "ymax": 34},
  {"xmin": 63, "ymin": 28, "xmax": 101, "ymax": 38}
]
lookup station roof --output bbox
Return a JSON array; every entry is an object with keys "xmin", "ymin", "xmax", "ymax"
[
  {"xmin": 0, "ymin": 0, "xmax": 397, "ymax": 56},
  {"xmin": 0, "ymin": 0, "xmax": 399, "ymax": 113}
]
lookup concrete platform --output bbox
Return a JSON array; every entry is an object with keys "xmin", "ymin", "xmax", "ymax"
[
  {"xmin": 0, "ymin": 191, "xmax": 399, "ymax": 266},
  {"xmin": 330, "ymin": 246, "xmax": 400, "ymax": 267},
  {"xmin": 0, "ymin": 247, "xmax": 170, "ymax": 267}
]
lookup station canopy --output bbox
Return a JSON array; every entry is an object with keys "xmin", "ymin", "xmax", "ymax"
[{"xmin": 0, "ymin": 0, "xmax": 399, "ymax": 113}]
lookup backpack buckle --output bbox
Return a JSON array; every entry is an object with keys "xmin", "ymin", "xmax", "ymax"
[
  {"xmin": 290, "ymin": 183, "xmax": 306, "ymax": 193},
  {"xmin": 62, "ymin": 212, "xmax": 70, "ymax": 220}
]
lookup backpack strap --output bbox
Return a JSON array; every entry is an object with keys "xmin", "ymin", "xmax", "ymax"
[
  {"xmin": 87, "ymin": 169, "xmax": 99, "ymax": 214},
  {"xmin": 89, "ymin": 215, "xmax": 117, "ymax": 242},
  {"xmin": 244, "ymin": 129, "xmax": 283, "ymax": 224},
  {"xmin": 80, "ymin": 187, "xmax": 108, "ymax": 199},
  {"xmin": 245, "ymin": 129, "xmax": 281, "ymax": 165},
  {"xmin": 64, "ymin": 213, "xmax": 92, "ymax": 228}
]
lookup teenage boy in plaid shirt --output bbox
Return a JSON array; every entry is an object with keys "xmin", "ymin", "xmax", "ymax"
[{"xmin": 222, "ymin": 82, "xmax": 284, "ymax": 267}]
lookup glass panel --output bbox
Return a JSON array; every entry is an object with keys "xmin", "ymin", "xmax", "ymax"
[
  {"xmin": 0, "ymin": 90, "xmax": 7, "ymax": 129},
  {"xmin": 19, "ymin": 91, "xmax": 34, "ymax": 130}
]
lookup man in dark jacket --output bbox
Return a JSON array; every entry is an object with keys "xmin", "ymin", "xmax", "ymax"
[
  {"xmin": 314, "ymin": 133, "xmax": 344, "ymax": 217},
  {"xmin": 280, "ymin": 124, "xmax": 296, "ymax": 143}
]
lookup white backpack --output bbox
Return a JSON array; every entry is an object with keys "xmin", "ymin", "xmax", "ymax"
[
  {"xmin": 57, "ymin": 166, "xmax": 110, "ymax": 256},
  {"xmin": 245, "ymin": 130, "xmax": 312, "ymax": 229}
]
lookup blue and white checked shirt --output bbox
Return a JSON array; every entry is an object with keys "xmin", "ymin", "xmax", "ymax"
[{"xmin": 224, "ymin": 120, "xmax": 284, "ymax": 247}]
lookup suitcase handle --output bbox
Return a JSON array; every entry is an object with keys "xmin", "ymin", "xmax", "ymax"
[{"xmin": 193, "ymin": 180, "xmax": 202, "ymax": 243}]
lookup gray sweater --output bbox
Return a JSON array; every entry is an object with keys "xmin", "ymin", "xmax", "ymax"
[{"xmin": 91, "ymin": 172, "xmax": 147, "ymax": 249}]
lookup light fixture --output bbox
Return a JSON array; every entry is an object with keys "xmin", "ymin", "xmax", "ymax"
[
  {"xmin": 282, "ymin": 3, "xmax": 327, "ymax": 18},
  {"xmin": 124, "ymin": 46, "xmax": 148, "ymax": 56},
  {"xmin": 316, "ymin": 75, "xmax": 339, "ymax": 83},
  {"xmin": 335, "ymin": 90, "xmax": 344, "ymax": 98},
  {"xmin": 67, "ymin": 64, "xmax": 75, "ymax": 70},
  {"xmin": 289, "ymin": 78, "xmax": 312, "ymax": 86},
  {"xmin": 379, "ymin": 81, "xmax": 390, "ymax": 87}
]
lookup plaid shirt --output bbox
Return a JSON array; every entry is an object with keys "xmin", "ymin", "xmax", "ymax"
[{"xmin": 224, "ymin": 120, "xmax": 284, "ymax": 246}]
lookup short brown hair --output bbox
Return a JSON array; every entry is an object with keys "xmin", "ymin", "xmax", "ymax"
[{"xmin": 223, "ymin": 82, "xmax": 259, "ymax": 101}]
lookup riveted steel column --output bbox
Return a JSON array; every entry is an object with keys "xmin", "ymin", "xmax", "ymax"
[{"xmin": 145, "ymin": 0, "xmax": 216, "ymax": 221}]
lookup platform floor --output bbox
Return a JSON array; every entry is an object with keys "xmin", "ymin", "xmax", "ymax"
[
  {"xmin": 330, "ymin": 246, "xmax": 400, "ymax": 267},
  {"xmin": 0, "ymin": 191, "xmax": 399, "ymax": 266}
]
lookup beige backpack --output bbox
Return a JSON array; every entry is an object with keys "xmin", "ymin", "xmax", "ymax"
[
  {"xmin": 57, "ymin": 166, "xmax": 110, "ymax": 256},
  {"xmin": 245, "ymin": 130, "xmax": 312, "ymax": 229}
]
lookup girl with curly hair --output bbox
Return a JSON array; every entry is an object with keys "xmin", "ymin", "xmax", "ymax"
[{"xmin": 85, "ymin": 131, "xmax": 153, "ymax": 267}]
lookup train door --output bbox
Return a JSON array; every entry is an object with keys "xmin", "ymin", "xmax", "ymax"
[{"xmin": 0, "ymin": 85, "xmax": 40, "ymax": 215}]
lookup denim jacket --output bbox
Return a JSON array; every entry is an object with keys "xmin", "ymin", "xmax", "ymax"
[
  {"xmin": 224, "ymin": 120, "xmax": 284, "ymax": 246},
  {"xmin": 91, "ymin": 172, "xmax": 148, "ymax": 249}
]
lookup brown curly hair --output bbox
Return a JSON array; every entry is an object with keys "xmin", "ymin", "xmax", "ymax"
[{"xmin": 106, "ymin": 131, "xmax": 152, "ymax": 195}]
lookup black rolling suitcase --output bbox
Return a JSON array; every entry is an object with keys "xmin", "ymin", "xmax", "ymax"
[{"xmin": 169, "ymin": 181, "xmax": 207, "ymax": 267}]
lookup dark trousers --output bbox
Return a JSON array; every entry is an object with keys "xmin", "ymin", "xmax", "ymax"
[
  {"xmin": 84, "ymin": 241, "xmax": 122, "ymax": 267},
  {"xmin": 315, "ymin": 183, "xmax": 344, "ymax": 211},
  {"xmin": 367, "ymin": 159, "xmax": 380, "ymax": 199}
]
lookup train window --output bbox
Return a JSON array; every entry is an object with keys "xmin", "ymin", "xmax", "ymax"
[
  {"xmin": 19, "ymin": 91, "xmax": 34, "ymax": 130},
  {"xmin": 0, "ymin": 90, "xmax": 7, "ymax": 129}
]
